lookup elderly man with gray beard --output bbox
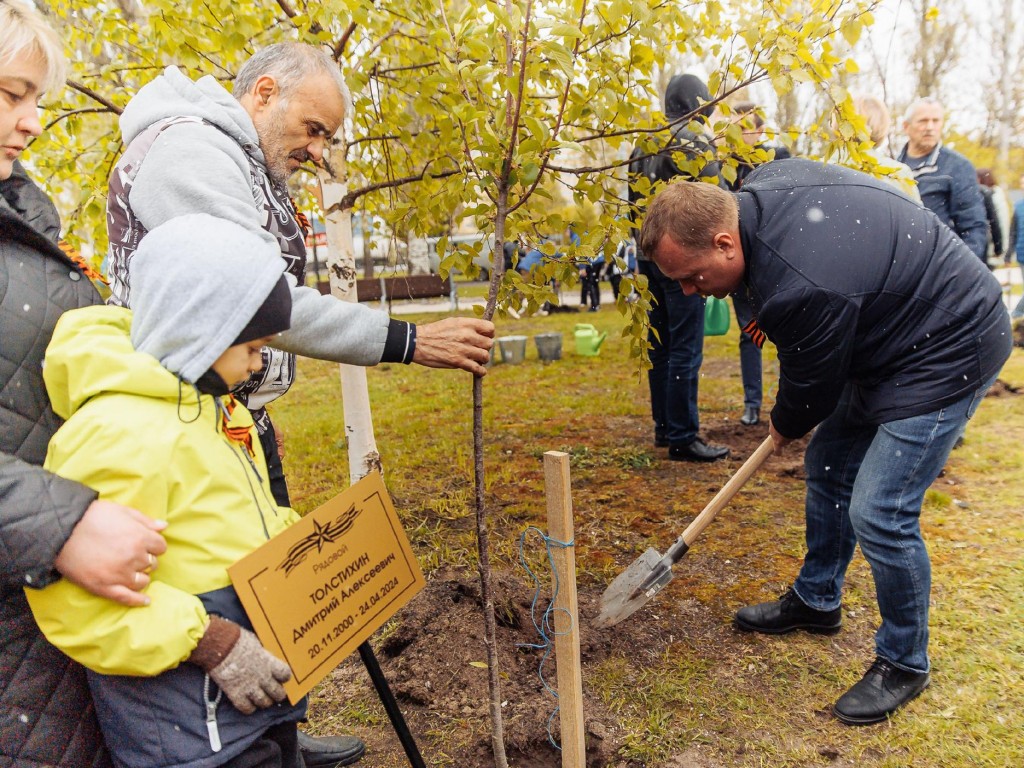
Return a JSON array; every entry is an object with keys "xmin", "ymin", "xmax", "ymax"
[{"xmin": 107, "ymin": 42, "xmax": 494, "ymax": 768}]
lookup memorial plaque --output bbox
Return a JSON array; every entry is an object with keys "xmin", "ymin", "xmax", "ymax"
[{"xmin": 229, "ymin": 472, "xmax": 424, "ymax": 702}]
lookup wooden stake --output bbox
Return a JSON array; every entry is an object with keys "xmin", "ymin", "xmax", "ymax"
[{"xmin": 544, "ymin": 451, "xmax": 586, "ymax": 767}]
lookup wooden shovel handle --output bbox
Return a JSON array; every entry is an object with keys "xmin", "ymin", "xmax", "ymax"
[{"xmin": 680, "ymin": 436, "xmax": 775, "ymax": 546}]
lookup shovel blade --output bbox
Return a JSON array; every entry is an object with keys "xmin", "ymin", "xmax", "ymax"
[{"xmin": 594, "ymin": 548, "xmax": 671, "ymax": 628}]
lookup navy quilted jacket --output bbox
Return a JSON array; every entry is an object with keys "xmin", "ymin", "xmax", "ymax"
[
  {"xmin": 736, "ymin": 159, "xmax": 1012, "ymax": 439},
  {"xmin": 1, "ymin": 162, "xmax": 109, "ymax": 768}
]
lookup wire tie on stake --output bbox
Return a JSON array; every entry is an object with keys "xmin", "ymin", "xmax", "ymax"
[{"xmin": 516, "ymin": 525, "xmax": 575, "ymax": 751}]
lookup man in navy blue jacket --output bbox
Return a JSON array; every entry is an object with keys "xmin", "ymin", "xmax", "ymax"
[
  {"xmin": 639, "ymin": 159, "xmax": 1011, "ymax": 726},
  {"xmin": 897, "ymin": 98, "xmax": 987, "ymax": 261}
]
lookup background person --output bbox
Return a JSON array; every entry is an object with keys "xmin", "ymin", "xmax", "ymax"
[
  {"xmin": 1, "ymin": 3, "xmax": 166, "ymax": 765},
  {"xmin": 723, "ymin": 100, "xmax": 792, "ymax": 427},
  {"xmin": 897, "ymin": 97, "xmax": 987, "ymax": 261},
  {"xmin": 851, "ymin": 94, "xmax": 920, "ymax": 202},
  {"xmin": 628, "ymin": 73, "xmax": 730, "ymax": 461},
  {"xmin": 578, "ymin": 252, "xmax": 603, "ymax": 311},
  {"xmin": 640, "ymin": 159, "xmax": 1010, "ymax": 726},
  {"xmin": 724, "ymin": 100, "xmax": 791, "ymax": 189},
  {"xmin": 1012, "ymin": 176, "xmax": 1024, "ymax": 324},
  {"xmin": 976, "ymin": 167, "xmax": 1011, "ymax": 268}
]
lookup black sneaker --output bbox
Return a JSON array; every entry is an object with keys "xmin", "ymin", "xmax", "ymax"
[
  {"xmin": 733, "ymin": 588, "xmax": 841, "ymax": 635},
  {"xmin": 668, "ymin": 437, "xmax": 729, "ymax": 462},
  {"xmin": 832, "ymin": 658, "xmax": 930, "ymax": 725}
]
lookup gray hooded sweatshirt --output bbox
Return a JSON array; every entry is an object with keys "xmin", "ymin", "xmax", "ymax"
[
  {"xmin": 130, "ymin": 213, "xmax": 290, "ymax": 385},
  {"xmin": 107, "ymin": 67, "xmax": 404, "ymax": 412}
]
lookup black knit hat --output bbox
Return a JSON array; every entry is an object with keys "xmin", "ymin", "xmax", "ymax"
[{"xmin": 232, "ymin": 274, "xmax": 292, "ymax": 345}]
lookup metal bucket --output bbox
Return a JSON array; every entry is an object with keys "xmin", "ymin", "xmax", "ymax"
[
  {"xmin": 534, "ymin": 333, "xmax": 563, "ymax": 363},
  {"xmin": 497, "ymin": 335, "xmax": 528, "ymax": 364}
]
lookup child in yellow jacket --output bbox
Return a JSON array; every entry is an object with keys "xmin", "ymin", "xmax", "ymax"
[{"xmin": 26, "ymin": 214, "xmax": 305, "ymax": 768}]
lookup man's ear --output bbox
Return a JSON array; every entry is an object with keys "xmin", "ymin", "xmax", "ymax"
[
  {"xmin": 252, "ymin": 75, "xmax": 278, "ymax": 109},
  {"xmin": 713, "ymin": 231, "xmax": 736, "ymax": 254}
]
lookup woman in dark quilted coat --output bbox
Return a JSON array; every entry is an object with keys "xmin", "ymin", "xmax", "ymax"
[{"xmin": 1, "ymin": 3, "xmax": 167, "ymax": 765}]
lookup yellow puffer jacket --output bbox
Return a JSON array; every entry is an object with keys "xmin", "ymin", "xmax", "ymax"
[{"xmin": 25, "ymin": 305, "xmax": 303, "ymax": 768}]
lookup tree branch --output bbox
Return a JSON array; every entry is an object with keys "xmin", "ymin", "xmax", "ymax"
[
  {"xmin": 347, "ymin": 132, "xmax": 402, "ymax": 147},
  {"xmin": 509, "ymin": 0, "xmax": 587, "ymax": 215},
  {"xmin": 329, "ymin": 167, "xmax": 461, "ymax": 212},
  {"xmin": 275, "ymin": 0, "xmax": 322, "ymax": 34},
  {"xmin": 66, "ymin": 80, "xmax": 123, "ymax": 115},
  {"xmin": 500, "ymin": 0, "xmax": 533, "ymax": 183},
  {"xmin": 332, "ymin": 21, "xmax": 358, "ymax": 61},
  {"xmin": 44, "ymin": 107, "xmax": 114, "ymax": 131},
  {"xmin": 370, "ymin": 61, "xmax": 440, "ymax": 77}
]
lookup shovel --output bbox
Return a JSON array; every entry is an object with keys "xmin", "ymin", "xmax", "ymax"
[{"xmin": 595, "ymin": 436, "xmax": 775, "ymax": 628}]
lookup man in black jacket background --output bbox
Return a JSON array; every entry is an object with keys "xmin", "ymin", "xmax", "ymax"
[
  {"xmin": 639, "ymin": 159, "xmax": 1011, "ymax": 725},
  {"xmin": 723, "ymin": 101, "xmax": 792, "ymax": 428},
  {"xmin": 628, "ymin": 74, "xmax": 730, "ymax": 462}
]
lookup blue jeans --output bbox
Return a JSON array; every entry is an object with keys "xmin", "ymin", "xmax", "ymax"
[
  {"xmin": 793, "ymin": 377, "xmax": 995, "ymax": 673},
  {"xmin": 1012, "ymin": 261, "xmax": 1024, "ymax": 319},
  {"xmin": 638, "ymin": 260, "xmax": 704, "ymax": 445},
  {"xmin": 731, "ymin": 288, "xmax": 762, "ymax": 409}
]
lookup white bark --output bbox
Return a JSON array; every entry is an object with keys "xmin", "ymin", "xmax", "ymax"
[
  {"xmin": 406, "ymin": 231, "xmax": 430, "ymax": 275},
  {"xmin": 317, "ymin": 157, "xmax": 382, "ymax": 485}
]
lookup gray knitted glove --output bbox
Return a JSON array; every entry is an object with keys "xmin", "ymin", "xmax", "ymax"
[{"xmin": 189, "ymin": 615, "xmax": 292, "ymax": 715}]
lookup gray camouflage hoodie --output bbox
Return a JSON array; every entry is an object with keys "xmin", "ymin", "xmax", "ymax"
[{"xmin": 109, "ymin": 66, "xmax": 406, "ymax": 378}]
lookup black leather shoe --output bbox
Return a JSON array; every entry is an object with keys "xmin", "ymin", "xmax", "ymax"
[
  {"xmin": 734, "ymin": 588, "xmax": 841, "ymax": 635},
  {"xmin": 298, "ymin": 730, "xmax": 366, "ymax": 767},
  {"xmin": 740, "ymin": 405, "xmax": 760, "ymax": 426},
  {"xmin": 654, "ymin": 431, "xmax": 669, "ymax": 448},
  {"xmin": 833, "ymin": 658, "xmax": 930, "ymax": 725},
  {"xmin": 668, "ymin": 437, "xmax": 729, "ymax": 462}
]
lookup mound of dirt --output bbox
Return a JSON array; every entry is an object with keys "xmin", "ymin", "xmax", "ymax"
[
  {"xmin": 372, "ymin": 568, "xmax": 631, "ymax": 766},
  {"xmin": 310, "ymin": 561, "xmax": 744, "ymax": 767}
]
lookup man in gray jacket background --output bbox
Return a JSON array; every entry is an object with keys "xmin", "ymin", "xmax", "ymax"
[
  {"xmin": 897, "ymin": 98, "xmax": 987, "ymax": 261},
  {"xmin": 106, "ymin": 42, "xmax": 494, "ymax": 767}
]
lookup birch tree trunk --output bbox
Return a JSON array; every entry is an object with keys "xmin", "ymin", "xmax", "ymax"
[{"xmin": 317, "ymin": 152, "xmax": 382, "ymax": 484}]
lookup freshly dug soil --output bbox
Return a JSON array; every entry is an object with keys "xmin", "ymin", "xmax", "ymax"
[{"xmin": 306, "ymin": 423, "xmax": 811, "ymax": 767}]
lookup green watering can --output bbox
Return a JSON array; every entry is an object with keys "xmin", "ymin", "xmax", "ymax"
[{"xmin": 574, "ymin": 323, "xmax": 608, "ymax": 356}]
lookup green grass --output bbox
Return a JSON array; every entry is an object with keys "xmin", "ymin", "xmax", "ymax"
[{"xmin": 272, "ymin": 289, "xmax": 1024, "ymax": 767}]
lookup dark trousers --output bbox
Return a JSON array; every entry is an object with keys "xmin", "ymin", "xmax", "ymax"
[
  {"xmin": 222, "ymin": 723, "xmax": 304, "ymax": 768},
  {"xmin": 638, "ymin": 260, "xmax": 705, "ymax": 446},
  {"xmin": 579, "ymin": 264, "xmax": 601, "ymax": 308},
  {"xmin": 731, "ymin": 288, "xmax": 762, "ymax": 409},
  {"xmin": 609, "ymin": 272, "xmax": 623, "ymax": 300},
  {"xmin": 258, "ymin": 417, "xmax": 291, "ymax": 508}
]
